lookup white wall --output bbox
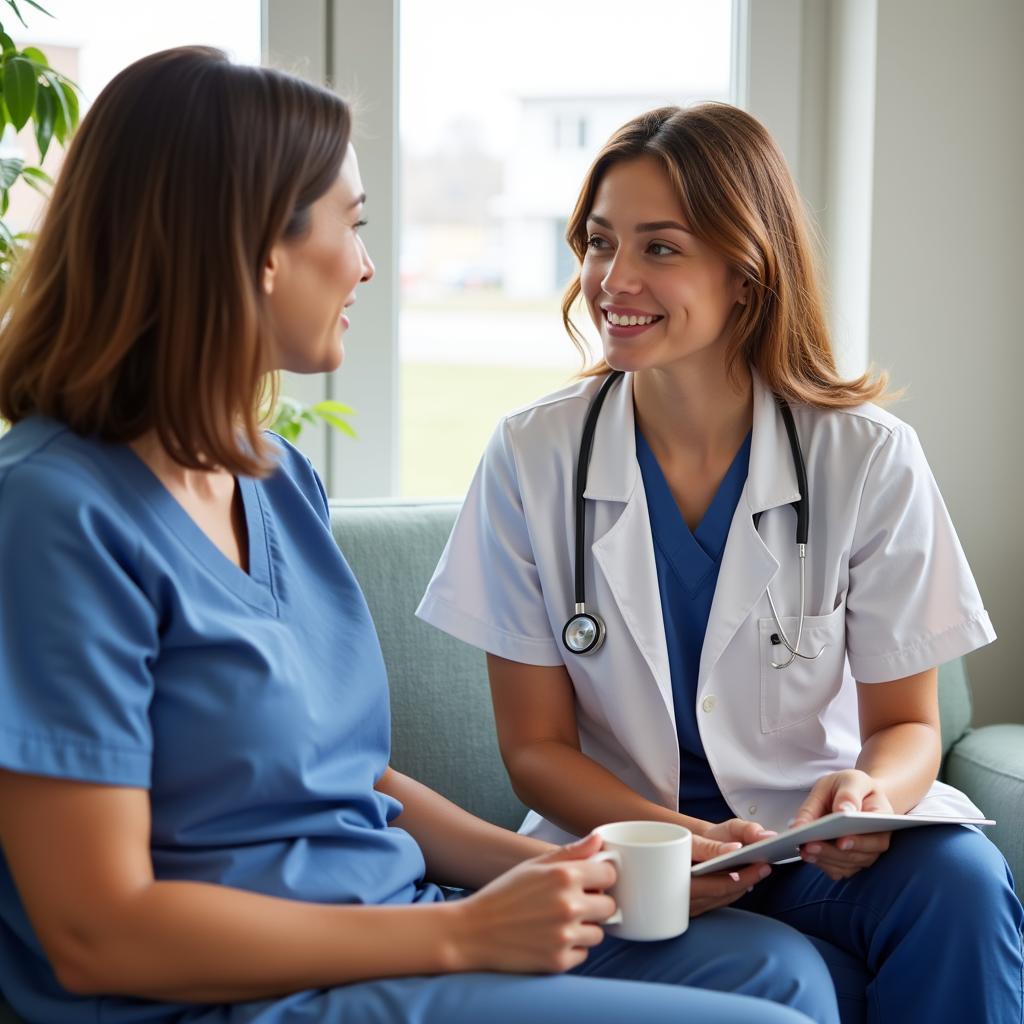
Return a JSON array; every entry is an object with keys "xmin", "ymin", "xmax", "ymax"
[{"xmin": 865, "ymin": 0, "xmax": 1024, "ymax": 725}]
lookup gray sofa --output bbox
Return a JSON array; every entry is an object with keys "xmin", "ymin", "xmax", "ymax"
[{"xmin": 2, "ymin": 499, "xmax": 1021, "ymax": 1023}]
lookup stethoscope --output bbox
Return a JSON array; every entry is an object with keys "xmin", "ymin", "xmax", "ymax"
[{"xmin": 561, "ymin": 370, "xmax": 826, "ymax": 669}]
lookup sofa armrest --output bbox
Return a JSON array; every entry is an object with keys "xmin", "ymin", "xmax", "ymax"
[{"xmin": 944, "ymin": 723, "xmax": 1024, "ymax": 897}]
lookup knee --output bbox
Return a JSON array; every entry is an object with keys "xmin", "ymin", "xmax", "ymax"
[
  {"xmin": 744, "ymin": 920, "xmax": 840, "ymax": 1024},
  {"xmin": 888, "ymin": 827, "xmax": 1020, "ymax": 932}
]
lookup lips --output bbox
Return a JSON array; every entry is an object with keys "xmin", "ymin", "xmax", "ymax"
[{"xmin": 601, "ymin": 306, "xmax": 664, "ymax": 335}]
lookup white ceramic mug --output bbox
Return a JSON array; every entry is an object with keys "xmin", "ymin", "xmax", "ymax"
[{"xmin": 592, "ymin": 820, "xmax": 692, "ymax": 941}]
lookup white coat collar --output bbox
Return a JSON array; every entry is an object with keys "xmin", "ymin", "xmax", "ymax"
[{"xmin": 580, "ymin": 367, "xmax": 803, "ymax": 515}]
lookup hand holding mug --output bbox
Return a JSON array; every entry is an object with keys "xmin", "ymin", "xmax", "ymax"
[{"xmin": 448, "ymin": 833, "xmax": 616, "ymax": 973}]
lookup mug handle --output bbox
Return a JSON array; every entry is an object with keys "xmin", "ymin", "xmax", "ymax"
[{"xmin": 591, "ymin": 850, "xmax": 622, "ymax": 924}]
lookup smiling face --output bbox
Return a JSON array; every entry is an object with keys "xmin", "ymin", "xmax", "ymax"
[
  {"xmin": 580, "ymin": 155, "xmax": 747, "ymax": 375},
  {"xmin": 263, "ymin": 144, "xmax": 374, "ymax": 375}
]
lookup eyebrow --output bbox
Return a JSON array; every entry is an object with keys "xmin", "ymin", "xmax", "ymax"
[{"xmin": 588, "ymin": 214, "xmax": 692, "ymax": 234}]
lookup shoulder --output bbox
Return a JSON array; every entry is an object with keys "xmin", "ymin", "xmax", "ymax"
[
  {"xmin": 0, "ymin": 419, "xmax": 143, "ymax": 559},
  {"xmin": 497, "ymin": 376, "xmax": 605, "ymax": 451},
  {"xmin": 795, "ymin": 400, "xmax": 923, "ymax": 469},
  {"xmin": 261, "ymin": 431, "xmax": 331, "ymax": 526}
]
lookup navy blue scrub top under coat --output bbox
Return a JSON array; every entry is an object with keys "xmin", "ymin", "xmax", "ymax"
[{"xmin": 634, "ymin": 425, "xmax": 752, "ymax": 825}]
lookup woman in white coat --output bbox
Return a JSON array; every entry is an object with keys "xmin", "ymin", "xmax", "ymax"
[{"xmin": 418, "ymin": 104, "xmax": 1024, "ymax": 1023}]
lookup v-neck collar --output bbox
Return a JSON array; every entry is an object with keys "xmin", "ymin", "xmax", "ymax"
[
  {"xmin": 110, "ymin": 444, "xmax": 278, "ymax": 616},
  {"xmin": 635, "ymin": 426, "xmax": 752, "ymax": 596}
]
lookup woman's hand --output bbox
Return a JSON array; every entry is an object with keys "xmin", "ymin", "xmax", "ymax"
[
  {"xmin": 689, "ymin": 823, "xmax": 776, "ymax": 917},
  {"xmin": 790, "ymin": 769, "xmax": 894, "ymax": 880},
  {"xmin": 446, "ymin": 833, "xmax": 616, "ymax": 974}
]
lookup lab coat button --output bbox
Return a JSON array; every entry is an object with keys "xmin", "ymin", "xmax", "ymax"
[{"xmin": 701, "ymin": 695, "xmax": 717, "ymax": 713}]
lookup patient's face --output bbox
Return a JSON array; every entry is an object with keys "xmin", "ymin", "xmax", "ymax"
[{"xmin": 264, "ymin": 144, "xmax": 375, "ymax": 374}]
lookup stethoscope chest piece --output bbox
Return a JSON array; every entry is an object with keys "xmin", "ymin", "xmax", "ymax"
[{"xmin": 562, "ymin": 605, "xmax": 606, "ymax": 656}]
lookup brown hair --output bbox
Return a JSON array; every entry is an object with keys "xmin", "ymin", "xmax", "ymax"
[
  {"xmin": 562, "ymin": 103, "xmax": 890, "ymax": 408},
  {"xmin": 0, "ymin": 46, "xmax": 351, "ymax": 475}
]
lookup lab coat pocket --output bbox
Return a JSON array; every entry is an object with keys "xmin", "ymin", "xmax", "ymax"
[{"xmin": 758, "ymin": 604, "xmax": 847, "ymax": 734}]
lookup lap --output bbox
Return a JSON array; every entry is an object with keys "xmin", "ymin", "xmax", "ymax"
[{"xmin": 184, "ymin": 909, "xmax": 835, "ymax": 1024}]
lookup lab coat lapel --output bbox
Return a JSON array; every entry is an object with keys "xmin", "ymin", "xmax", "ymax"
[
  {"xmin": 697, "ymin": 372, "xmax": 802, "ymax": 693},
  {"xmin": 584, "ymin": 374, "xmax": 675, "ymax": 721}
]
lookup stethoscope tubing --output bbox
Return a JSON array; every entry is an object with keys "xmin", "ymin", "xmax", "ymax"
[{"xmin": 563, "ymin": 371, "xmax": 825, "ymax": 668}]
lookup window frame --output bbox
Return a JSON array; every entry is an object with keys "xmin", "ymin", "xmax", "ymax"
[{"xmin": 264, "ymin": 0, "xmax": 811, "ymax": 498}]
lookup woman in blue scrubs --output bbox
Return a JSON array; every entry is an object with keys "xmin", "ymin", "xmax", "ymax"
[
  {"xmin": 0, "ymin": 48, "xmax": 839, "ymax": 1024},
  {"xmin": 418, "ymin": 104, "xmax": 1024, "ymax": 1023}
]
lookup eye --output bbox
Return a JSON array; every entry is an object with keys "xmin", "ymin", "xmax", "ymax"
[
  {"xmin": 353, "ymin": 219, "xmax": 368, "ymax": 232},
  {"xmin": 586, "ymin": 234, "xmax": 610, "ymax": 250},
  {"xmin": 648, "ymin": 241, "xmax": 678, "ymax": 256}
]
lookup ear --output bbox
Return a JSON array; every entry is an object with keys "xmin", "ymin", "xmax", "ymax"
[
  {"xmin": 736, "ymin": 275, "xmax": 750, "ymax": 306},
  {"xmin": 263, "ymin": 245, "xmax": 282, "ymax": 296}
]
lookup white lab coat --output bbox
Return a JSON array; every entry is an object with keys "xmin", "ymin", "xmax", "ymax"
[{"xmin": 416, "ymin": 371, "xmax": 996, "ymax": 842}]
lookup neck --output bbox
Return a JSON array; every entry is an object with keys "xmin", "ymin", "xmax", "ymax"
[
  {"xmin": 129, "ymin": 431, "xmax": 231, "ymax": 497},
  {"xmin": 632, "ymin": 356, "xmax": 753, "ymax": 465}
]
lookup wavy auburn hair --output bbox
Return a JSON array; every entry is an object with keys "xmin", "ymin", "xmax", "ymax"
[
  {"xmin": 0, "ymin": 46, "xmax": 351, "ymax": 475},
  {"xmin": 563, "ymin": 103, "xmax": 889, "ymax": 408}
]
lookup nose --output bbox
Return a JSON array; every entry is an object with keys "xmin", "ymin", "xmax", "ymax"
[
  {"xmin": 359, "ymin": 236, "xmax": 375, "ymax": 284},
  {"xmin": 601, "ymin": 248, "xmax": 642, "ymax": 296}
]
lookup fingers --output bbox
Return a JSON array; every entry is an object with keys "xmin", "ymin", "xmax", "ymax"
[
  {"xmin": 691, "ymin": 862, "xmax": 772, "ymax": 916},
  {"xmin": 692, "ymin": 834, "xmax": 743, "ymax": 862},
  {"xmin": 540, "ymin": 833, "xmax": 602, "ymax": 862},
  {"xmin": 790, "ymin": 776, "xmax": 833, "ymax": 827}
]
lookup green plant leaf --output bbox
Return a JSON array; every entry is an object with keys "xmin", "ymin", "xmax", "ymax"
[
  {"xmin": 0, "ymin": 155, "xmax": 23, "ymax": 189},
  {"xmin": 0, "ymin": 30, "xmax": 16, "ymax": 55},
  {"xmin": 0, "ymin": 190, "xmax": 8, "ymax": 216},
  {"xmin": 315, "ymin": 410, "xmax": 357, "ymax": 438},
  {"xmin": 32, "ymin": 83, "xmax": 53, "ymax": 158},
  {"xmin": 3, "ymin": 55, "xmax": 38, "ymax": 130},
  {"xmin": 19, "ymin": 45, "xmax": 49, "ymax": 67},
  {"xmin": 19, "ymin": 163, "xmax": 50, "ymax": 195},
  {"xmin": 58, "ymin": 76, "xmax": 77, "ymax": 130},
  {"xmin": 4, "ymin": 0, "xmax": 28, "ymax": 29},
  {"xmin": 311, "ymin": 399, "xmax": 356, "ymax": 416},
  {"xmin": 21, "ymin": 0, "xmax": 54, "ymax": 17},
  {"xmin": 41, "ymin": 69, "xmax": 69, "ymax": 143}
]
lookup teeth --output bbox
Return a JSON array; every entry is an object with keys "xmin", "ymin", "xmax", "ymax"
[{"xmin": 607, "ymin": 311, "xmax": 658, "ymax": 326}]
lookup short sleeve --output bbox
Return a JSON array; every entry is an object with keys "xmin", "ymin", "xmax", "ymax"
[
  {"xmin": 845, "ymin": 423, "xmax": 995, "ymax": 683},
  {"xmin": 416, "ymin": 419, "xmax": 563, "ymax": 666},
  {"xmin": 0, "ymin": 461, "xmax": 160, "ymax": 786}
]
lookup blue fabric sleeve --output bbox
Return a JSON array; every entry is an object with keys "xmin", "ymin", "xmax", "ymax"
[{"xmin": 0, "ymin": 459, "xmax": 159, "ymax": 787}]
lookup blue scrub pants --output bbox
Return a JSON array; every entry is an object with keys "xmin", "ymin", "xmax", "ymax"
[
  {"xmin": 187, "ymin": 908, "xmax": 839, "ymax": 1023},
  {"xmin": 736, "ymin": 825, "xmax": 1024, "ymax": 1023}
]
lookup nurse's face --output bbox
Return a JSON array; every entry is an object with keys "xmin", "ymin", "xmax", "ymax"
[
  {"xmin": 263, "ymin": 144, "xmax": 375, "ymax": 374},
  {"xmin": 580, "ymin": 156, "xmax": 747, "ymax": 374}
]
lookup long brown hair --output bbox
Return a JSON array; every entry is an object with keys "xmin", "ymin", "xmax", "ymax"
[
  {"xmin": 0, "ymin": 46, "xmax": 351, "ymax": 475},
  {"xmin": 562, "ymin": 103, "xmax": 890, "ymax": 408}
]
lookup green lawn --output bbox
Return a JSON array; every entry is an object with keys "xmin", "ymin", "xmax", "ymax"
[{"xmin": 401, "ymin": 362, "xmax": 576, "ymax": 497}]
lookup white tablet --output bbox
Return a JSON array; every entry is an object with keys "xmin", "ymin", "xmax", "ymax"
[{"xmin": 691, "ymin": 811, "xmax": 996, "ymax": 876}]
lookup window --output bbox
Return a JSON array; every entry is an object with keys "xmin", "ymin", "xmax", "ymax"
[
  {"xmin": 6, "ymin": 0, "xmax": 261, "ymax": 234},
  {"xmin": 399, "ymin": 0, "xmax": 733, "ymax": 497}
]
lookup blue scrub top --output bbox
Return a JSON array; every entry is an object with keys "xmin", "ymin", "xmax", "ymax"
[
  {"xmin": 0, "ymin": 417, "xmax": 441, "ymax": 1023},
  {"xmin": 635, "ymin": 425, "xmax": 752, "ymax": 825}
]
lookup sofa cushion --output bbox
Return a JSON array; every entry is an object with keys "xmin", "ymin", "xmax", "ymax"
[
  {"xmin": 330, "ymin": 500, "xmax": 526, "ymax": 832},
  {"xmin": 937, "ymin": 657, "xmax": 972, "ymax": 755},
  {"xmin": 944, "ymin": 723, "xmax": 1024, "ymax": 895}
]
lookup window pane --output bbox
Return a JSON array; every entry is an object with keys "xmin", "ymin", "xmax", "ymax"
[
  {"xmin": 6, "ymin": 1, "xmax": 261, "ymax": 233},
  {"xmin": 399, "ymin": 0, "xmax": 732, "ymax": 497}
]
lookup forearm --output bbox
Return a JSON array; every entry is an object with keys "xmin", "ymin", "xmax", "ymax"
[
  {"xmin": 505, "ymin": 739, "xmax": 705, "ymax": 836},
  {"xmin": 60, "ymin": 878, "xmax": 461, "ymax": 1002},
  {"xmin": 856, "ymin": 721, "xmax": 942, "ymax": 813},
  {"xmin": 378, "ymin": 768, "xmax": 551, "ymax": 888}
]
